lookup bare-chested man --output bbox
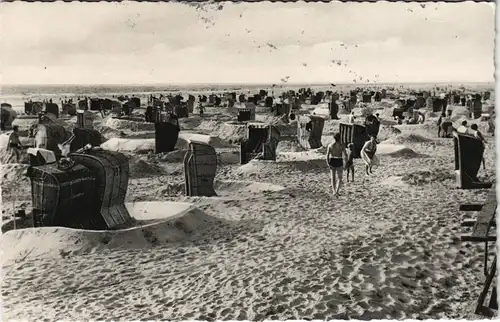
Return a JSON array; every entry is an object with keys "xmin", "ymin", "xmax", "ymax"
[
  {"xmin": 326, "ymin": 132, "xmax": 348, "ymax": 197},
  {"xmin": 7, "ymin": 126, "xmax": 23, "ymax": 163}
]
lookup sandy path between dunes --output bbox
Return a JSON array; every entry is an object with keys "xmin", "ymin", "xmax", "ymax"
[{"xmin": 1, "ymin": 120, "xmax": 496, "ymax": 320}]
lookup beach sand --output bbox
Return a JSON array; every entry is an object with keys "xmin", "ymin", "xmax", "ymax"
[{"xmin": 1, "ymin": 96, "xmax": 496, "ymax": 320}]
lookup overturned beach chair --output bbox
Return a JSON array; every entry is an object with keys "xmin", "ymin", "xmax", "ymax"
[
  {"xmin": 339, "ymin": 123, "xmax": 369, "ymax": 158},
  {"xmin": 297, "ymin": 115, "xmax": 325, "ymax": 150},
  {"xmin": 240, "ymin": 123, "xmax": 280, "ymax": 165},
  {"xmin": 453, "ymin": 132, "xmax": 492, "ymax": 189},
  {"xmin": 460, "ymin": 189, "xmax": 497, "ymax": 317},
  {"xmin": 183, "ymin": 141, "xmax": 217, "ymax": 197}
]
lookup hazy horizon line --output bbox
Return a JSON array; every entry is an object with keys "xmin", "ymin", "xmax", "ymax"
[{"xmin": 1, "ymin": 81, "xmax": 494, "ymax": 87}]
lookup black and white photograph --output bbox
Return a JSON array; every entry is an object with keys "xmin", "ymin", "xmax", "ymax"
[{"xmin": 0, "ymin": 1, "xmax": 497, "ymax": 320}]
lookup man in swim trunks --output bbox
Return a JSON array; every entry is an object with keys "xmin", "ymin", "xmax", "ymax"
[
  {"xmin": 7, "ymin": 126, "xmax": 23, "ymax": 163},
  {"xmin": 326, "ymin": 132, "xmax": 348, "ymax": 197}
]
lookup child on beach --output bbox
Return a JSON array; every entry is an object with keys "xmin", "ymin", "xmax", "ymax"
[{"xmin": 345, "ymin": 143, "xmax": 355, "ymax": 182}]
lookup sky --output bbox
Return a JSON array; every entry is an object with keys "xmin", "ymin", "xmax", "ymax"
[{"xmin": 0, "ymin": 1, "xmax": 495, "ymax": 85}]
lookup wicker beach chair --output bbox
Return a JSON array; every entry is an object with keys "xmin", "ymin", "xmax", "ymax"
[
  {"xmin": 184, "ymin": 141, "xmax": 217, "ymax": 197},
  {"xmin": 27, "ymin": 163, "xmax": 95, "ymax": 228},
  {"xmin": 69, "ymin": 149, "xmax": 133, "ymax": 230},
  {"xmin": 297, "ymin": 115, "xmax": 325, "ymax": 150},
  {"xmin": 339, "ymin": 123, "xmax": 369, "ymax": 158}
]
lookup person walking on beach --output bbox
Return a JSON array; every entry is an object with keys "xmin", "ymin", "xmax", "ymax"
[
  {"xmin": 326, "ymin": 133, "xmax": 348, "ymax": 197},
  {"xmin": 345, "ymin": 143, "xmax": 355, "ymax": 182},
  {"xmin": 470, "ymin": 123, "xmax": 487, "ymax": 170},
  {"xmin": 361, "ymin": 135, "xmax": 379, "ymax": 175},
  {"xmin": 7, "ymin": 126, "xmax": 23, "ymax": 163}
]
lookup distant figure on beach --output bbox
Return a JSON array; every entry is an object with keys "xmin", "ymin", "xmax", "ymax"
[
  {"xmin": 198, "ymin": 103, "xmax": 205, "ymax": 117},
  {"xmin": 326, "ymin": 133, "xmax": 348, "ymax": 197},
  {"xmin": 122, "ymin": 103, "xmax": 130, "ymax": 116},
  {"xmin": 7, "ymin": 126, "xmax": 23, "ymax": 163},
  {"xmin": 417, "ymin": 112, "xmax": 425, "ymax": 124},
  {"xmin": 361, "ymin": 135, "xmax": 379, "ymax": 175},
  {"xmin": 348, "ymin": 111, "xmax": 355, "ymax": 124},
  {"xmin": 470, "ymin": 123, "xmax": 486, "ymax": 143},
  {"xmin": 145, "ymin": 106, "xmax": 153, "ymax": 122},
  {"xmin": 488, "ymin": 110, "xmax": 495, "ymax": 136},
  {"xmin": 345, "ymin": 143, "xmax": 355, "ymax": 182},
  {"xmin": 437, "ymin": 113, "xmax": 451, "ymax": 137},
  {"xmin": 470, "ymin": 123, "xmax": 487, "ymax": 170},
  {"xmin": 457, "ymin": 120, "xmax": 468, "ymax": 134}
]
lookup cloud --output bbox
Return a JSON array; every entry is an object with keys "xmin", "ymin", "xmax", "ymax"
[{"xmin": 0, "ymin": 1, "xmax": 494, "ymax": 84}]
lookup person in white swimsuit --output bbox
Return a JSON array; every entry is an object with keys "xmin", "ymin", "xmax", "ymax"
[{"xmin": 361, "ymin": 135, "xmax": 378, "ymax": 175}]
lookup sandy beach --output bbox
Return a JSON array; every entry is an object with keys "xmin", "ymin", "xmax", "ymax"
[
  {"xmin": 1, "ymin": 90, "xmax": 496, "ymax": 320},
  {"xmin": 0, "ymin": 1, "xmax": 496, "ymax": 319}
]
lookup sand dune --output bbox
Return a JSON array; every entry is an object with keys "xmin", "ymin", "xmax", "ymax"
[
  {"xmin": 1, "ymin": 201, "xmax": 231, "ymax": 263},
  {"xmin": 100, "ymin": 137, "xmax": 155, "ymax": 153},
  {"xmin": 102, "ymin": 117, "xmax": 155, "ymax": 132},
  {"xmin": 376, "ymin": 144, "xmax": 419, "ymax": 157},
  {"xmin": 100, "ymin": 132, "xmax": 233, "ymax": 154}
]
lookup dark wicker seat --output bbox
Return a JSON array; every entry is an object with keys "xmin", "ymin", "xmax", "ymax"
[
  {"xmin": 27, "ymin": 163, "xmax": 95, "ymax": 228},
  {"xmin": 69, "ymin": 149, "xmax": 134, "ymax": 230}
]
